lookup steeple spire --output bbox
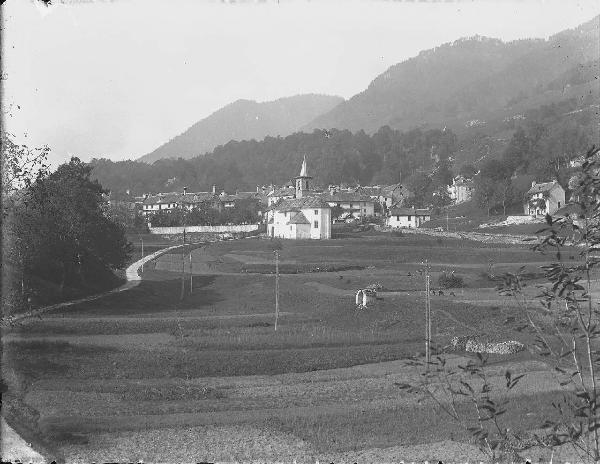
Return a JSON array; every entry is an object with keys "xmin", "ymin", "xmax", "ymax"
[
  {"xmin": 300, "ymin": 154, "xmax": 308, "ymax": 177},
  {"xmin": 294, "ymin": 154, "xmax": 311, "ymax": 198}
]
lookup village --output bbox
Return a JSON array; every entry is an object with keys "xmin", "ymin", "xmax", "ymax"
[
  {"xmin": 111, "ymin": 156, "xmax": 567, "ymax": 239},
  {"xmin": 3, "ymin": 2, "xmax": 599, "ymax": 463},
  {"xmin": 108, "ymin": 154, "xmax": 566, "ymax": 238}
]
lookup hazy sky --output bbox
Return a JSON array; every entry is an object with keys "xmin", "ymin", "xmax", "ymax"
[{"xmin": 2, "ymin": 0, "xmax": 599, "ymax": 166}]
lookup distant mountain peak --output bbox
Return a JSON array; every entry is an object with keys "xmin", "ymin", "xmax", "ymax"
[{"xmin": 138, "ymin": 94, "xmax": 344, "ymax": 164}]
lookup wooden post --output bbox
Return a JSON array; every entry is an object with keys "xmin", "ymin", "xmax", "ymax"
[
  {"xmin": 140, "ymin": 236, "xmax": 144, "ymax": 273},
  {"xmin": 424, "ymin": 259, "xmax": 431, "ymax": 365},
  {"xmin": 189, "ymin": 250, "xmax": 193, "ymax": 294},
  {"xmin": 274, "ymin": 250, "xmax": 280, "ymax": 331},
  {"xmin": 180, "ymin": 209, "xmax": 186, "ymax": 301}
]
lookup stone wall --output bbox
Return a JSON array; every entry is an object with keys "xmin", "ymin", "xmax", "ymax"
[{"xmin": 149, "ymin": 224, "xmax": 262, "ymax": 235}]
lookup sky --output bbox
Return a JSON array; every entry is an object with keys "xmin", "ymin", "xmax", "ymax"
[{"xmin": 2, "ymin": 0, "xmax": 599, "ymax": 167}]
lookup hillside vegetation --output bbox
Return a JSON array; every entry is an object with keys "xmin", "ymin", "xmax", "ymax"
[
  {"xmin": 91, "ymin": 16, "xmax": 599, "ymax": 216},
  {"xmin": 304, "ymin": 16, "xmax": 599, "ymax": 134}
]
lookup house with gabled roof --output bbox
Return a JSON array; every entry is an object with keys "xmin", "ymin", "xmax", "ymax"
[
  {"xmin": 266, "ymin": 156, "xmax": 332, "ymax": 239},
  {"xmin": 523, "ymin": 181, "xmax": 565, "ymax": 217},
  {"xmin": 379, "ymin": 183, "xmax": 412, "ymax": 210},
  {"xmin": 267, "ymin": 186, "xmax": 296, "ymax": 207},
  {"xmin": 387, "ymin": 207, "xmax": 431, "ymax": 229},
  {"xmin": 319, "ymin": 191, "xmax": 375, "ymax": 220}
]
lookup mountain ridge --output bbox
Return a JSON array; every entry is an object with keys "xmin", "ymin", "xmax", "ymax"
[
  {"xmin": 138, "ymin": 93, "xmax": 344, "ymax": 164},
  {"xmin": 303, "ymin": 15, "xmax": 599, "ymax": 134}
]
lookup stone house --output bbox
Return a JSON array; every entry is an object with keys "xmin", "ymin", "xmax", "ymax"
[
  {"xmin": 523, "ymin": 181, "xmax": 566, "ymax": 217},
  {"xmin": 379, "ymin": 183, "xmax": 412, "ymax": 211},
  {"xmin": 267, "ymin": 186, "xmax": 296, "ymax": 207},
  {"xmin": 321, "ymin": 191, "xmax": 376, "ymax": 221},
  {"xmin": 387, "ymin": 207, "xmax": 431, "ymax": 228},
  {"xmin": 447, "ymin": 176, "xmax": 474, "ymax": 204}
]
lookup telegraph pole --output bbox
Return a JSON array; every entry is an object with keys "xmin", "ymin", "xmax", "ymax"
[
  {"xmin": 424, "ymin": 259, "xmax": 431, "ymax": 365},
  {"xmin": 180, "ymin": 189, "xmax": 187, "ymax": 301},
  {"xmin": 140, "ymin": 235, "xmax": 144, "ymax": 273},
  {"xmin": 189, "ymin": 248, "xmax": 193, "ymax": 295},
  {"xmin": 274, "ymin": 249, "xmax": 280, "ymax": 331}
]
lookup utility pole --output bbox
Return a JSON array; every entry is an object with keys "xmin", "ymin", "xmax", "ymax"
[
  {"xmin": 180, "ymin": 190, "xmax": 187, "ymax": 301},
  {"xmin": 189, "ymin": 248, "xmax": 193, "ymax": 295},
  {"xmin": 423, "ymin": 259, "xmax": 431, "ymax": 365},
  {"xmin": 140, "ymin": 236, "xmax": 144, "ymax": 273},
  {"xmin": 274, "ymin": 249, "xmax": 280, "ymax": 331},
  {"xmin": 446, "ymin": 211, "xmax": 449, "ymax": 233}
]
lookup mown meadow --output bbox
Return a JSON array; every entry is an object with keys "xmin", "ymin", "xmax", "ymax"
[{"xmin": 1, "ymin": 232, "xmax": 578, "ymax": 462}]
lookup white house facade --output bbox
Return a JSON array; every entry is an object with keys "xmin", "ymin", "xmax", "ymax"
[
  {"xmin": 387, "ymin": 207, "xmax": 431, "ymax": 228},
  {"xmin": 269, "ymin": 197, "xmax": 332, "ymax": 239},
  {"xmin": 448, "ymin": 176, "xmax": 474, "ymax": 204},
  {"xmin": 523, "ymin": 181, "xmax": 566, "ymax": 217}
]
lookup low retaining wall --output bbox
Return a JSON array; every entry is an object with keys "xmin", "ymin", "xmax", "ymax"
[
  {"xmin": 149, "ymin": 224, "xmax": 261, "ymax": 235},
  {"xmin": 451, "ymin": 336, "xmax": 525, "ymax": 355}
]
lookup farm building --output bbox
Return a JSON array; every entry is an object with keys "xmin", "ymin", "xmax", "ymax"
[
  {"xmin": 387, "ymin": 207, "xmax": 431, "ymax": 228},
  {"xmin": 523, "ymin": 181, "xmax": 565, "ymax": 217}
]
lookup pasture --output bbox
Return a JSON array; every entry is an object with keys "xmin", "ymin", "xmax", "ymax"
[{"xmin": 2, "ymin": 232, "xmax": 584, "ymax": 462}]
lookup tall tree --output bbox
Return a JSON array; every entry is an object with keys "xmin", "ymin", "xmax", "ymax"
[{"xmin": 7, "ymin": 158, "xmax": 132, "ymax": 309}]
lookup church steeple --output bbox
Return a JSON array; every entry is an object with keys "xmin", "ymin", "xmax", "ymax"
[
  {"xmin": 300, "ymin": 154, "xmax": 308, "ymax": 177},
  {"xmin": 294, "ymin": 154, "xmax": 312, "ymax": 198}
]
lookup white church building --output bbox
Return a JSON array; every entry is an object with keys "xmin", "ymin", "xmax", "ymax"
[{"xmin": 267, "ymin": 157, "xmax": 332, "ymax": 239}]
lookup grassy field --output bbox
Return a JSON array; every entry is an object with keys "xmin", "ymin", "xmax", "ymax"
[{"xmin": 2, "ymin": 232, "xmax": 584, "ymax": 462}]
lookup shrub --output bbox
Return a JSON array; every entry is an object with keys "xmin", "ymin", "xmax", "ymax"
[
  {"xmin": 437, "ymin": 271, "xmax": 464, "ymax": 288},
  {"xmin": 391, "ymin": 230, "xmax": 403, "ymax": 237}
]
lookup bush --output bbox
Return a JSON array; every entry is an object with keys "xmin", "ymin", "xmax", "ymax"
[
  {"xmin": 437, "ymin": 271, "xmax": 464, "ymax": 288},
  {"xmin": 391, "ymin": 230, "xmax": 403, "ymax": 237}
]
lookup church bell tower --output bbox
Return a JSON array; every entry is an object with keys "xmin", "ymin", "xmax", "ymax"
[{"xmin": 294, "ymin": 155, "xmax": 312, "ymax": 198}]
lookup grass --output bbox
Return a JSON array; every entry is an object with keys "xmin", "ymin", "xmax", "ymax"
[
  {"xmin": 266, "ymin": 390, "xmax": 570, "ymax": 453},
  {"xmin": 3, "ymin": 232, "xmax": 572, "ymax": 459}
]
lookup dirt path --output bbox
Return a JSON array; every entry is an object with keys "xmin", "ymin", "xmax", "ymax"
[
  {"xmin": 1, "ymin": 418, "xmax": 46, "ymax": 464},
  {"xmin": 1, "ymin": 245, "xmax": 182, "ymax": 327}
]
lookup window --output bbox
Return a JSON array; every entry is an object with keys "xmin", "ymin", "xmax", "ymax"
[
  {"xmin": 290, "ymin": 225, "xmax": 292, "ymax": 230},
  {"xmin": 408, "ymin": 215, "xmax": 412, "ymax": 221},
  {"xmin": 314, "ymin": 210, "xmax": 318, "ymax": 215},
  {"xmin": 396, "ymin": 216, "xmax": 399, "ymax": 221},
  {"xmin": 314, "ymin": 220, "xmax": 319, "ymax": 229},
  {"xmin": 558, "ymin": 201, "xmax": 561, "ymax": 208},
  {"xmin": 350, "ymin": 203, "xmax": 353, "ymax": 208}
]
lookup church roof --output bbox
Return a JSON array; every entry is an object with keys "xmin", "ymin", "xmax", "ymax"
[
  {"xmin": 287, "ymin": 211, "xmax": 310, "ymax": 225},
  {"xmin": 269, "ymin": 196, "xmax": 330, "ymax": 211}
]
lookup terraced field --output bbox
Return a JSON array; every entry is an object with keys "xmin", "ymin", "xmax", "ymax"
[{"xmin": 1, "ymin": 232, "xmax": 587, "ymax": 462}]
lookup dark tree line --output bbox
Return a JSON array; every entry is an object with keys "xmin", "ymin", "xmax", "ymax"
[
  {"xmin": 89, "ymin": 93, "xmax": 598, "ymax": 217},
  {"xmin": 90, "ymin": 127, "xmax": 457, "ymax": 197},
  {"xmin": 472, "ymin": 98, "xmax": 596, "ymax": 216},
  {"xmin": 3, "ymin": 149, "xmax": 132, "ymax": 314}
]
